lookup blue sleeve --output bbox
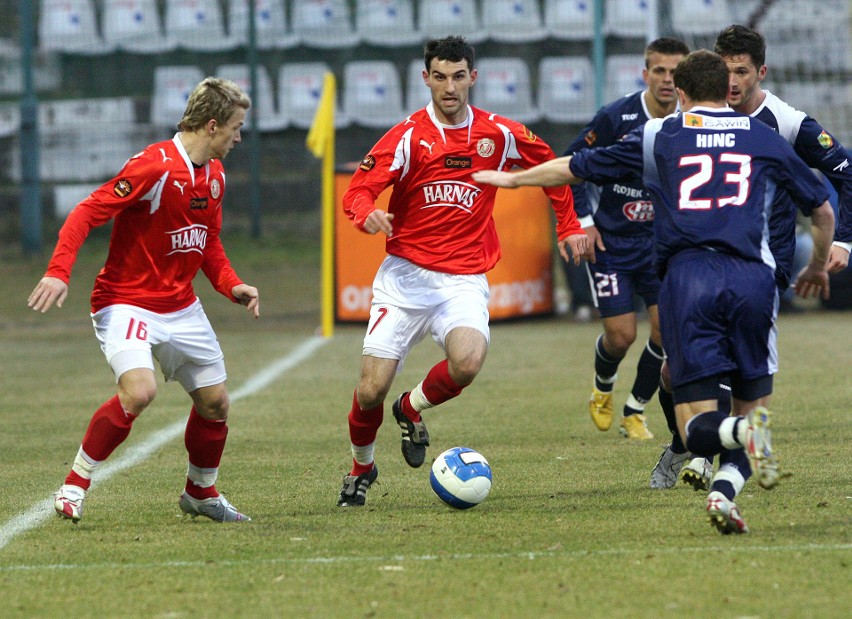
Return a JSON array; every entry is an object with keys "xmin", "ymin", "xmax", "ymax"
[
  {"xmin": 561, "ymin": 108, "xmax": 620, "ymax": 220},
  {"xmin": 793, "ymin": 117, "xmax": 852, "ymax": 241},
  {"xmin": 569, "ymin": 128, "xmax": 644, "ymax": 186}
]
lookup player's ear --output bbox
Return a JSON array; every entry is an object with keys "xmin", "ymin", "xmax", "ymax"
[
  {"xmin": 207, "ymin": 118, "xmax": 218, "ymax": 135},
  {"xmin": 469, "ymin": 68, "xmax": 477, "ymax": 86}
]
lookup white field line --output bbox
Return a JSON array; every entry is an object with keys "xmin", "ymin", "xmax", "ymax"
[
  {"xmin": 0, "ymin": 336, "xmax": 328, "ymax": 552},
  {"xmin": 0, "ymin": 543, "xmax": 850, "ymax": 572}
]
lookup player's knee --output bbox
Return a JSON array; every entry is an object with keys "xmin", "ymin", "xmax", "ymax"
[
  {"xmin": 118, "ymin": 384, "xmax": 157, "ymax": 415},
  {"xmin": 604, "ymin": 330, "xmax": 635, "ymax": 356},
  {"xmin": 195, "ymin": 391, "xmax": 230, "ymax": 421},
  {"xmin": 448, "ymin": 353, "xmax": 485, "ymax": 387},
  {"xmin": 357, "ymin": 382, "xmax": 390, "ymax": 410}
]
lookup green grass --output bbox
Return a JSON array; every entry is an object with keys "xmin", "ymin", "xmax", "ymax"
[{"xmin": 1, "ymin": 233, "xmax": 850, "ymax": 618}]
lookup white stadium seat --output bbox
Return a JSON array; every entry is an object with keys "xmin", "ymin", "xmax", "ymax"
[
  {"xmin": 481, "ymin": 0, "xmax": 547, "ymax": 43},
  {"xmin": 544, "ymin": 0, "xmax": 595, "ymax": 40},
  {"xmin": 164, "ymin": 0, "xmax": 238, "ymax": 52},
  {"xmin": 215, "ymin": 64, "xmax": 287, "ymax": 132},
  {"xmin": 671, "ymin": 0, "xmax": 732, "ymax": 36},
  {"xmin": 278, "ymin": 62, "xmax": 350, "ymax": 129},
  {"xmin": 342, "ymin": 60, "xmax": 405, "ymax": 128},
  {"xmin": 471, "ymin": 57, "xmax": 540, "ymax": 124},
  {"xmin": 102, "ymin": 0, "xmax": 175, "ymax": 54},
  {"xmin": 604, "ymin": 0, "xmax": 651, "ymax": 38},
  {"xmin": 355, "ymin": 0, "xmax": 419, "ymax": 47},
  {"xmin": 228, "ymin": 0, "xmax": 298, "ymax": 50},
  {"xmin": 605, "ymin": 54, "xmax": 646, "ymax": 102},
  {"xmin": 291, "ymin": 0, "xmax": 360, "ymax": 48},
  {"xmin": 150, "ymin": 65, "xmax": 205, "ymax": 128},
  {"xmin": 405, "ymin": 58, "xmax": 429, "ymax": 115},
  {"xmin": 417, "ymin": 0, "xmax": 486, "ymax": 44},
  {"xmin": 39, "ymin": 0, "xmax": 112, "ymax": 54},
  {"xmin": 537, "ymin": 56, "xmax": 596, "ymax": 123}
]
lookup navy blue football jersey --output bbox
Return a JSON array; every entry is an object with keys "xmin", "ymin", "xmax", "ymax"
[
  {"xmin": 569, "ymin": 107, "xmax": 831, "ymax": 277},
  {"xmin": 562, "ymin": 91, "xmax": 655, "ymax": 236},
  {"xmin": 752, "ymin": 91, "xmax": 852, "ymax": 288}
]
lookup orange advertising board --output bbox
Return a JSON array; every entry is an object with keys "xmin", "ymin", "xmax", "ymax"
[{"xmin": 334, "ymin": 174, "xmax": 555, "ymax": 322}]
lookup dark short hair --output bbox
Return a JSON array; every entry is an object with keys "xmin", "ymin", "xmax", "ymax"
[
  {"xmin": 715, "ymin": 24, "xmax": 766, "ymax": 67},
  {"xmin": 673, "ymin": 50, "xmax": 729, "ymax": 103},
  {"xmin": 645, "ymin": 37, "xmax": 691, "ymax": 67},
  {"xmin": 424, "ymin": 36, "xmax": 475, "ymax": 72}
]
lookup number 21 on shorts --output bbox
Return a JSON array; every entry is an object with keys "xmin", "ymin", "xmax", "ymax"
[{"xmin": 594, "ymin": 272, "xmax": 620, "ymax": 298}]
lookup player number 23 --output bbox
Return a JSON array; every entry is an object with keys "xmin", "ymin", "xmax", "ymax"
[{"xmin": 678, "ymin": 153, "xmax": 751, "ymax": 210}]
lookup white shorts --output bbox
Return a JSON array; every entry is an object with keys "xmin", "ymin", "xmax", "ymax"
[
  {"xmin": 91, "ymin": 299, "xmax": 227, "ymax": 392},
  {"xmin": 363, "ymin": 255, "xmax": 490, "ymax": 370}
]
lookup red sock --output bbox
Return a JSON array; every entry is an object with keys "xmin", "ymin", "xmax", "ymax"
[
  {"xmin": 401, "ymin": 360, "xmax": 464, "ymax": 421},
  {"xmin": 184, "ymin": 407, "xmax": 228, "ymax": 499},
  {"xmin": 348, "ymin": 390, "xmax": 383, "ymax": 447},
  {"xmin": 79, "ymin": 395, "xmax": 136, "ymax": 462},
  {"xmin": 64, "ymin": 470, "xmax": 91, "ymax": 491},
  {"xmin": 351, "ymin": 459, "xmax": 374, "ymax": 476}
]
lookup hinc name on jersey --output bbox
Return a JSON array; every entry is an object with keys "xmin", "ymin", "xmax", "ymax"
[{"xmin": 421, "ymin": 180, "xmax": 482, "ymax": 212}]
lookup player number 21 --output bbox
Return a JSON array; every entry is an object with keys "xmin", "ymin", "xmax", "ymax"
[
  {"xmin": 125, "ymin": 317, "xmax": 148, "ymax": 341},
  {"xmin": 678, "ymin": 153, "xmax": 752, "ymax": 210},
  {"xmin": 594, "ymin": 273, "xmax": 619, "ymax": 298}
]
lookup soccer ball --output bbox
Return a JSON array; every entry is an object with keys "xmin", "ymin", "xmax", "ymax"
[{"xmin": 429, "ymin": 447, "xmax": 492, "ymax": 509}]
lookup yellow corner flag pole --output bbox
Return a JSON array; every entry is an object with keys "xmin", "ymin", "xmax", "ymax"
[{"xmin": 306, "ymin": 72, "xmax": 336, "ymax": 338}]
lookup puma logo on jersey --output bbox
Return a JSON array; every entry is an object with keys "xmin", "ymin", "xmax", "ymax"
[
  {"xmin": 173, "ymin": 180, "xmax": 187, "ymax": 194},
  {"xmin": 419, "ymin": 140, "xmax": 435, "ymax": 154},
  {"xmin": 159, "ymin": 148, "xmax": 172, "ymax": 162}
]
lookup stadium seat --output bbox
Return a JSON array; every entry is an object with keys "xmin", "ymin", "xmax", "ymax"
[
  {"xmin": 39, "ymin": 97, "xmax": 137, "ymax": 133},
  {"xmin": 164, "ymin": 0, "xmax": 238, "ymax": 52},
  {"xmin": 215, "ymin": 64, "xmax": 287, "ymax": 132},
  {"xmin": 278, "ymin": 62, "xmax": 349, "ymax": 129},
  {"xmin": 291, "ymin": 0, "xmax": 360, "ymax": 48},
  {"xmin": 405, "ymin": 58, "xmax": 429, "ymax": 115},
  {"xmin": 759, "ymin": 0, "xmax": 851, "ymax": 72},
  {"xmin": 481, "ymin": 0, "xmax": 547, "ymax": 43},
  {"xmin": 537, "ymin": 56, "xmax": 596, "ymax": 124},
  {"xmin": 543, "ymin": 0, "xmax": 595, "ymax": 40},
  {"xmin": 417, "ymin": 0, "xmax": 486, "ymax": 44},
  {"xmin": 150, "ymin": 65, "xmax": 205, "ymax": 128},
  {"xmin": 228, "ymin": 0, "xmax": 298, "ymax": 49},
  {"xmin": 605, "ymin": 54, "xmax": 646, "ymax": 102},
  {"xmin": 38, "ymin": 0, "xmax": 112, "ymax": 54},
  {"xmin": 604, "ymin": 0, "xmax": 650, "ymax": 38},
  {"xmin": 102, "ymin": 0, "xmax": 176, "ymax": 54},
  {"xmin": 342, "ymin": 60, "xmax": 405, "ymax": 128},
  {"xmin": 471, "ymin": 57, "xmax": 540, "ymax": 124},
  {"xmin": 0, "ymin": 102, "xmax": 19, "ymax": 138},
  {"xmin": 670, "ymin": 0, "xmax": 732, "ymax": 36},
  {"xmin": 355, "ymin": 0, "xmax": 419, "ymax": 47}
]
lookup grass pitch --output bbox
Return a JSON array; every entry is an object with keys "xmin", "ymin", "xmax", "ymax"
[{"xmin": 1, "ymin": 232, "xmax": 850, "ymax": 618}]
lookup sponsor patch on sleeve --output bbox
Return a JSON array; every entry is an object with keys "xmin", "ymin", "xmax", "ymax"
[
  {"xmin": 584, "ymin": 130, "xmax": 597, "ymax": 146},
  {"xmin": 523, "ymin": 126, "xmax": 537, "ymax": 142},
  {"xmin": 113, "ymin": 179, "xmax": 132, "ymax": 198},
  {"xmin": 817, "ymin": 131, "xmax": 834, "ymax": 149},
  {"xmin": 359, "ymin": 154, "xmax": 376, "ymax": 172}
]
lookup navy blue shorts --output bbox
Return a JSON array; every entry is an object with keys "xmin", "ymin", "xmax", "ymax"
[
  {"xmin": 659, "ymin": 249, "xmax": 778, "ymax": 392},
  {"xmin": 587, "ymin": 233, "xmax": 659, "ymax": 317}
]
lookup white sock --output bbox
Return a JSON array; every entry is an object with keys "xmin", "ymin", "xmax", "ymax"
[
  {"xmin": 186, "ymin": 463, "xmax": 218, "ymax": 488},
  {"xmin": 625, "ymin": 394, "xmax": 646, "ymax": 412},
  {"xmin": 408, "ymin": 382, "xmax": 435, "ymax": 413},
  {"xmin": 351, "ymin": 442, "xmax": 375, "ymax": 467},
  {"xmin": 719, "ymin": 417, "xmax": 741, "ymax": 449},
  {"xmin": 70, "ymin": 447, "xmax": 99, "ymax": 482},
  {"xmin": 713, "ymin": 466, "xmax": 746, "ymax": 496}
]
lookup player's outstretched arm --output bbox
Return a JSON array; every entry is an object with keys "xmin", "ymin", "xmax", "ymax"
[
  {"xmin": 473, "ymin": 156, "xmax": 578, "ymax": 188},
  {"xmin": 794, "ymin": 202, "xmax": 835, "ymax": 300},
  {"xmin": 362, "ymin": 210, "xmax": 395, "ymax": 237},
  {"xmin": 232, "ymin": 284, "xmax": 260, "ymax": 318},
  {"xmin": 558, "ymin": 233, "xmax": 593, "ymax": 265},
  {"xmin": 27, "ymin": 276, "xmax": 69, "ymax": 313}
]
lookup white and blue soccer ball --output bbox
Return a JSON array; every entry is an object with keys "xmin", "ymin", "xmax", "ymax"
[{"xmin": 429, "ymin": 447, "xmax": 492, "ymax": 509}]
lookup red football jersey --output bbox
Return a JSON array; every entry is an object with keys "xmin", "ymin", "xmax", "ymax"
[
  {"xmin": 343, "ymin": 103, "xmax": 581, "ymax": 274},
  {"xmin": 46, "ymin": 136, "xmax": 243, "ymax": 313}
]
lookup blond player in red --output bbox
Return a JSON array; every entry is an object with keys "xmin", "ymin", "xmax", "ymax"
[
  {"xmin": 337, "ymin": 36, "xmax": 591, "ymax": 507},
  {"xmin": 28, "ymin": 78, "xmax": 259, "ymax": 523}
]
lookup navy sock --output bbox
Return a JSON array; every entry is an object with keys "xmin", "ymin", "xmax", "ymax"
[
  {"xmin": 627, "ymin": 340, "xmax": 664, "ymax": 409},
  {"xmin": 711, "ymin": 479, "xmax": 736, "ymax": 501},
  {"xmin": 685, "ymin": 410, "xmax": 729, "ymax": 457},
  {"xmin": 658, "ymin": 384, "xmax": 687, "ymax": 453},
  {"xmin": 594, "ymin": 334, "xmax": 623, "ymax": 391}
]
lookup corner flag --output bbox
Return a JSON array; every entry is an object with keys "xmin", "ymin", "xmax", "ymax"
[{"xmin": 306, "ymin": 72, "xmax": 337, "ymax": 338}]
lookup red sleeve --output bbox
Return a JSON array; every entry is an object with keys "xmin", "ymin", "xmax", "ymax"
[
  {"xmin": 342, "ymin": 127, "xmax": 405, "ymax": 230},
  {"xmin": 44, "ymin": 149, "xmax": 160, "ymax": 283},
  {"xmin": 508, "ymin": 122, "xmax": 583, "ymax": 241},
  {"xmin": 200, "ymin": 186, "xmax": 243, "ymax": 302}
]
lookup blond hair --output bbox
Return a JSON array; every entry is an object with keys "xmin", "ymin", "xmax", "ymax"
[{"xmin": 178, "ymin": 77, "xmax": 251, "ymax": 132}]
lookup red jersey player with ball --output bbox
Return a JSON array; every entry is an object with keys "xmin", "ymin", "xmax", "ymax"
[
  {"xmin": 336, "ymin": 36, "xmax": 590, "ymax": 507},
  {"xmin": 28, "ymin": 78, "xmax": 259, "ymax": 523}
]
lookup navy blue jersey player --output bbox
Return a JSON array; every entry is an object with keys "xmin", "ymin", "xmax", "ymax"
[
  {"xmin": 565, "ymin": 38, "xmax": 690, "ymax": 441},
  {"xmin": 473, "ymin": 50, "xmax": 835, "ymax": 534}
]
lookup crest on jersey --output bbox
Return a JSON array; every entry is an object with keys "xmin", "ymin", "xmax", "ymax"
[
  {"xmin": 477, "ymin": 138, "xmax": 495, "ymax": 158},
  {"xmin": 210, "ymin": 179, "xmax": 221, "ymax": 199},
  {"xmin": 818, "ymin": 131, "xmax": 834, "ymax": 149},
  {"xmin": 360, "ymin": 154, "xmax": 376, "ymax": 171},
  {"xmin": 113, "ymin": 179, "xmax": 132, "ymax": 198}
]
